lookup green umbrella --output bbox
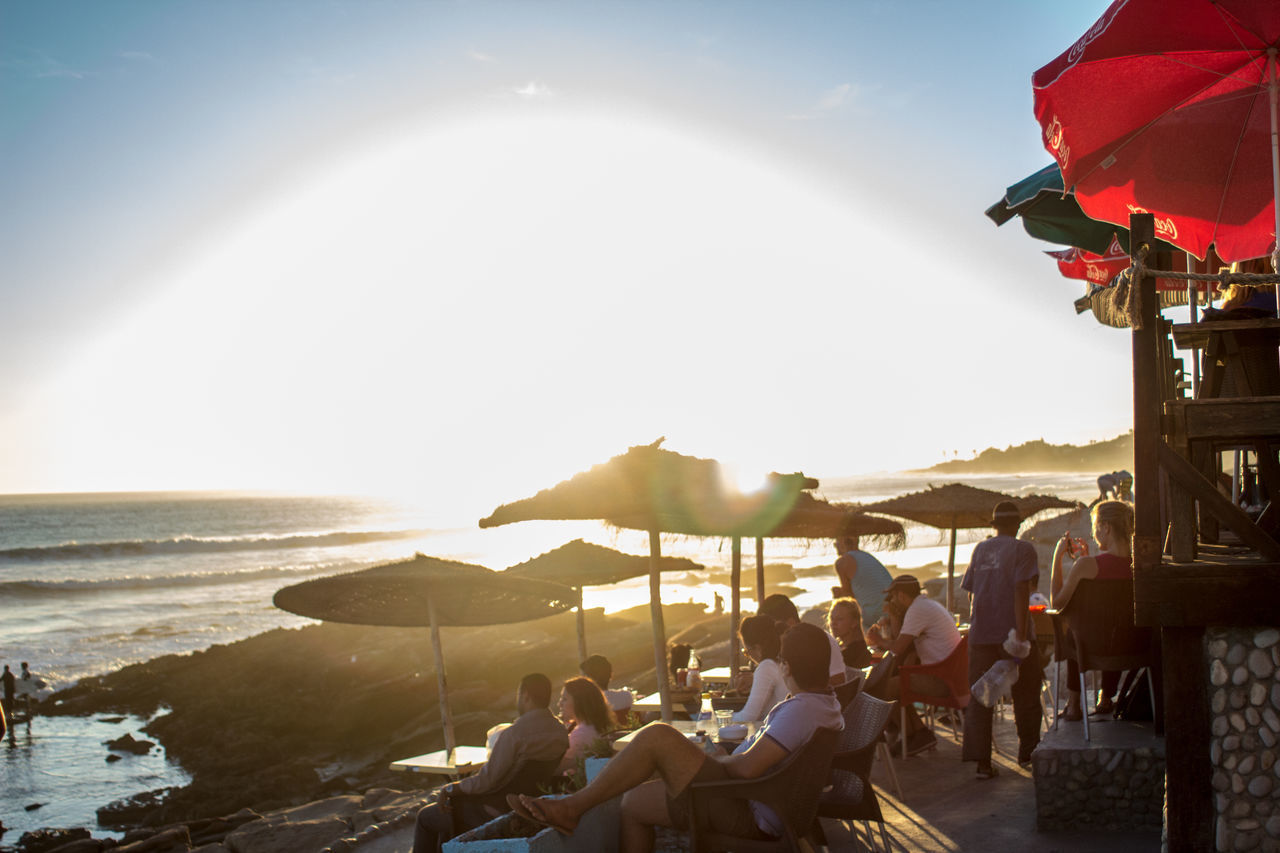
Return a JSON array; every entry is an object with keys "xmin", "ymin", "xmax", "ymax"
[{"xmin": 986, "ymin": 164, "xmax": 1179, "ymax": 255}]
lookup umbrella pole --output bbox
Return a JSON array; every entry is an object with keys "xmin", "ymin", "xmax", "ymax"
[
  {"xmin": 649, "ymin": 529, "xmax": 673, "ymax": 722},
  {"xmin": 730, "ymin": 536, "xmax": 741, "ymax": 677},
  {"xmin": 428, "ymin": 596, "xmax": 456, "ymax": 757},
  {"xmin": 1270, "ymin": 47, "xmax": 1280, "ymax": 308},
  {"xmin": 946, "ymin": 525, "xmax": 958, "ymax": 613},
  {"xmin": 576, "ymin": 586, "xmax": 587, "ymax": 663},
  {"xmin": 755, "ymin": 537, "xmax": 765, "ymax": 607}
]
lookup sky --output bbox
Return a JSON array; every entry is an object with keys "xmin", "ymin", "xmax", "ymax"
[{"xmin": 1, "ymin": 1, "xmax": 1140, "ymax": 519}]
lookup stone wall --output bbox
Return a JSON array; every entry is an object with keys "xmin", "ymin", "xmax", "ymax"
[
  {"xmin": 1207, "ymin": 627, "xmax": 1280, "ymax": 853},
  {"xmin": 1033, "ymin": 738, "xmax": 1164, "ymax": 831}
]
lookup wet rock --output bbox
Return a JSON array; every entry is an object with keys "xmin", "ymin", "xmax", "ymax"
[
  {"xmin": 44, "ymin": 839, "xmax": 105, "ymax": 853},
  {"xmin": 224, "ymin": 815, "xmax": 351, "ymax": 853},
  {"xmin": 106, "ymin": 733, "xmax": 155, "ymax": 755},
  {"xmin": 106, "ymin": 753, "xmax": 123, "ymax": 763},
  {"xmin": 115, "ymin": 825, "xmax": 191, "ymax": 853},
  {"xmin": 98, "ymin": 787, "xmax": 177, "ymax": 828},
  {"xmin": 16, "ymin": 828, "xmax": 91, "ymax": 853}
]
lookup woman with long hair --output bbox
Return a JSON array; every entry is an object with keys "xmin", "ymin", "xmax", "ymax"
[
  {"xmin": 557, "ymin": 676, "xmax": 616, "ymax": 772},
  {"xmin": 733, "ymin": 614, "xmax": 790, "ymax": 722},
  {"xmin": 827, "ymin": 597, "xmax": 873, "ymax": 668},
  {"xmin": 1050, "ymin": 500, "xmax": 1136, "ymax": 720}
]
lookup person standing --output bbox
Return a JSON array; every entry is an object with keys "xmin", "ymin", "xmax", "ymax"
[
  {"xmin": 961, "ymin": 502, "xmax": 1041, "ymax": 777},
  {"xmin": 2, "ymin": 665, "xmax": 14, "ymax": 715},
  {"xmin": 831, "ymin": 535, "xmax": 893, "ymax": 629}
]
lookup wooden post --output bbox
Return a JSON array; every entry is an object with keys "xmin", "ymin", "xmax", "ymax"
[
  {"xmin": 1131, "ymin": 213, "xmax": 1163, "ymax": 574},
  {"xmin": 428, "ymin": 596, "xmax": 456, "ymax": 756},
  {"xmin": 576, "ymin": 586, "xmax": 587, "ymax": 663},
  {"xmin": 730, "ymin": 536, "xmax": 742, "ymax": 677},
  {"xmin": 946, "ymin": 524, "xmax": 958, "ymax": 613},
  {"xmin": 649, "ymin": 529, "xmax": 672, "ymax": 722},
  {"xmin": 755, "ymin": 537, "xmax": 765, "ymax": 606},
  {"xmin": 1132, "ymin": 213, "xmax": 1211, "ymax": 851}
]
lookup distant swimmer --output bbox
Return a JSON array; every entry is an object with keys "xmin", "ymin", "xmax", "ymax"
[{"xmin": 1091, "ymin": 470, "xmax": 1133, "ymax": 508}]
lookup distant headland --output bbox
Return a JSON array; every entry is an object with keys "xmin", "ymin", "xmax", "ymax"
[{"xmin": 914, "ymin": 431, "xmax": 1134, "ymax": 474}]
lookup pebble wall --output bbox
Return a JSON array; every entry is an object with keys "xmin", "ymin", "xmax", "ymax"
[
  {"xmin": 1207, "ymin": 627, "xmax": 1280, "ymax": 853},
  {"xmin": 1033, "ymin": 740, "xmax": 1164, "ymax": 831}
]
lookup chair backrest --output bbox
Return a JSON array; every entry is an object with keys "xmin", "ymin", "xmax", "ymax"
[
  {"xmin": 900, "ymin": 635, "xmax": 970, "ymax": 709},
  {"xmin": 821, "ymin": 693, "xmax": 893, "ymax": 814},
  {"xmin": 1062, "ymin": 578, "xmax": 1154, "ymax": 672},
  {"xmin": 861, "ymin": 651, "xmax": 896, "ymax": 697},
  {"xmin": 834, "ymin": 669, "xmax": 865, "ymax": 709},
  {"xmin": 839, "ymin": 692, "xmax": 893, "ymax": 754},
  {"xmin": 759, "ymin": 726, "xmax": 841, "ymax": 842}
]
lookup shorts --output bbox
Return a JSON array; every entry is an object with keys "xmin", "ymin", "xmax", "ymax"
[{"xmin": 665, "ymin": 754, "xmax": 770, "ymax": 839}]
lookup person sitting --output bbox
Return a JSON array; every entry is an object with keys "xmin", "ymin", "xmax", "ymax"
[
  {"xmin": 831, "ymin": 535, "xmax": 893, "ymax": 629},
  {"xmin": 1051, "ymin": 500, "xmax": 1135, "ymax": 720},
  {"xmin": 557, "ymin": 676, "xmax": 617, "ymax": 774},
  {"xmin": 827, "ymin": 597, "xmax": 873, "ymax": 668},
  {"xmin": 413, "ymin": 673, "xmax": 569, "ymax": 853},
  {"xmin": 870, "ymin": 575, "xmax": 963, "ymax": 756},
  {"xmin": 508, "ymin": 623, "xmax": 844, "ymax": 852},
  {"xmin": 755, "ymin": 594, "xmax": 845, "ymax": 687},
  {"xmin": 580, "ymin": 654, "xmax": 635, "ymax": 715},
  {"xmin": 669, "ymin": 643, "xmax": 693, "ymax": 686},
  {"xmin": 732, "ymin": 615, "xmax": 790, "ymax": 722}
]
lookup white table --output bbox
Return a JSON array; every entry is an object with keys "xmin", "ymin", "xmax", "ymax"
[
  {"xmin": 699, "ymin": 667, "xmax": 734, "ymax": 686},
  {"xmin": 612, "ymin": 719, "xmax": 760, "ymax": 752},
  {"xmin": 389, "ymin": 745, "xmax": 489, "ymax": 778}
]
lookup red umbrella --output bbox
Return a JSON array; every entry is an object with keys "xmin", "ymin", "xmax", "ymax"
[
  {"xmin": 1033, "ymin": 0, "xmax": 1280, "ymax": 264},
  {"xmin": 1048, "ymin": 237, "xmax": 1130, "ymax": 287}
]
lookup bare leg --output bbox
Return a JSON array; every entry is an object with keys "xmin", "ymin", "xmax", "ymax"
[
  {"xmin": 619, "ymin": 780, "xmax": 671, "ymax": 853},
  {"xmin": 520, "ymin": 723, "xmax": 706, "ymax": 834}
]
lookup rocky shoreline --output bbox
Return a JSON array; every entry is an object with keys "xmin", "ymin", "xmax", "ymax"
[{"xmin": 6, "ymin": 598, "xmax": 724, "ymax": 853}]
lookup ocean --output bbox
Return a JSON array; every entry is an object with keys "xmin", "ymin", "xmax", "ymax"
[{"xmin": 0, "ymin": 471, "xmax": 1098, "ymax": 839}]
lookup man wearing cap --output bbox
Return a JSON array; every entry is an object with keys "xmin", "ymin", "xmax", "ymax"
[
  {"xmin": 960, "ymin": 501, "xmax": 1041, "ymax": 778},
  {"xmin": 871, "ymin": 575, "xmax": 962, "ymax": 756}
]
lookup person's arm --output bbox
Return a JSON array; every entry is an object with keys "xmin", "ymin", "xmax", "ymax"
[
  {"xmin": 733, "ymin": 661, "xmax": 779, "ymax": 722},
  {"xmin": 1051, "ymin": 535, "xmax": 1072, "ymax": 601},
  {"xmin": 455, "ymin": 715, "xmax": 522, "ymax": 794},
  {"xmin": 720, "ymin": 732, "xmax": 789, "ymax": 779},
  {"xmin": 1014, "ymin": 578, "xmax": 1034, "ymax": 643},
  {"xmin": 1053, "ymin": 556, "xmax": 1097, "ymax": 610},
  {"xmin": 889, "ymin": 631, "xmax": 917, "ymax": 661},
  {"xmin": 832, "ymin": 553, "xmax": 857, "ymax": 597}
]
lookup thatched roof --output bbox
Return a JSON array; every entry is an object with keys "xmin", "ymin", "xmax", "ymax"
[
  {"xmin": 763, "ymin": 492, "xmax": 906, "ymax": 549},
  {"xmin": 478, "ymin": 440, "xmax": 824, "ymax": 538},
  {"xmin": 504, "ymin": 539, "xmax": 705, "ymax": 588},
  {"xmin": 860, "ymin": 483, "xmax": 1079, "ymax": 530},
  {"xmin": 273, "ymin": 553, "xmax": 576, "ymax": 628}
]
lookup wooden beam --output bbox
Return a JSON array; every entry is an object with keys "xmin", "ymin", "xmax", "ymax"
[
  {"xmin": 1161, "ymin": 626, "xmax": 1213, "ymax": 852},
  {"xmin": 1135, "ymin": 560, "xmax": 1280, "ymax": 625},
  {"xmin": 1158, "ymin": 440, "xmax": 1280, "ymax": 560},
  {"xmin": 730, "ymin": 536, "xmax": 741, "ymax": 677},
  {"xmin": 1131, "ymin": 213, "xmax": 1164, "ymax": 575},
  {"xmin": 649, "ymin": 529, "xmax": 672, "ymax": 722},
  {"xmin": 1172, "ymin": 396, "xmax": 1280, "ymax": 440}
]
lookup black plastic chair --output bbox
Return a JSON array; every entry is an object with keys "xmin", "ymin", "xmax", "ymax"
[
  {"xmin": 1049, "ymin": 578, "xmax": 1158, "ymax": 740},
  {"xmin": 814, "ymin": 692, "xmax": 895, "ymax": 852},
  {"xmin": 861, "ymin": 651, "xmax": 895, "ymax": 698},
  {"xmin": 445, "ymin": 756, "xmax": 564, "ymax": 836},
  {"xmin": 687, "ymin": 726, "xmax": 839, "ymax": 853}
]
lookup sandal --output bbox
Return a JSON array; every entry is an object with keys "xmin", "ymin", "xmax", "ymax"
[
  {"xmin": 1091, "ymin": 700, "xmax": 1115, "ymax": 717},
  {"xmin": 1062, "ymin": 705, "xmax": 1083, "ymax": 722},
  {"xmin": 976, "ymin": 763, "xmax": 1000, "ymax": 779},
  {"xmin": 505, "ymin": 795, "xmax": 574, "ymax": 836}
]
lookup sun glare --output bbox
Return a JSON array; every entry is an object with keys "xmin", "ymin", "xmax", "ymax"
[{"xmin": 17, "ymin": 107, "xmax": 952, "ymax": 503}]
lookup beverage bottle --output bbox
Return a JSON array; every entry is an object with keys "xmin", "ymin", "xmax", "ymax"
[{"xmin": 688, "ymin": 657, "xmax": 701, "ymax": 693}]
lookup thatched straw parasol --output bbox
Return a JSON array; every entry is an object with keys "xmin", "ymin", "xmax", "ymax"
[
  {"xmin": 505, "ymin": 539, "xmax": 705, "ymax": 662},
  {"xmin": 860, "ymin": 483, "xmax": 1079, "ymax": 610},
  {"xmin": 273, "ymin": 554, "xmax": 575, "ymax": 754},
  {"xmin": 480, "ymin": 440, "xmax": 872, "ymax": 720}
]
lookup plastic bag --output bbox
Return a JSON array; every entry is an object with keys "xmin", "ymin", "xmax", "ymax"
[
  {"xmin": 1003, "ymin": 628, "xmax": 1030, "ymax": 660},
  {"xmin": 971, "ymin": 658, "xmax": 1021, "ymax": 708}
]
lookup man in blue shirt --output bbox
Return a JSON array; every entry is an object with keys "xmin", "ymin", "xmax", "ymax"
[
  {"xmin": 831, "ymin": 535, "xmax": 893, "ymax": 629},
  {"xmin": 960, "ymin": 501, "xmax": 1041, "ymax": 777}
]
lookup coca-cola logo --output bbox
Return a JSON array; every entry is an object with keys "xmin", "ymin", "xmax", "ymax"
[
  {"xmin": 1045, "ymin": 115, "xmax": 1070, "ymax": 169},
  {"xmin": 1067, "ymin": 0, "xmax": 1129, "ymax": 65},
  {"xmin": 1085, "ymin": 263, "xmax": 1113, "ymax": 284},
  {"xmin": 1126, "ymin": 203, "xmax": 1179, "ymax": 240}
]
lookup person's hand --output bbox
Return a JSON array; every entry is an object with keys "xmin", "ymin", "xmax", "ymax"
[
  {"xmin": 830, "ymin": 585, "xmax": 845, "ymax": 599},
  {"xmin": 735, "ymin": 671, "xmax": 754, "ymax": 695}
]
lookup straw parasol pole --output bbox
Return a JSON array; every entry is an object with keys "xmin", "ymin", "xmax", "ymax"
[
  {"xmin": 860, "ymin": 483, "xmax": 1078, "ymax": 612},
  {"xmin": 273, "ymin": 554, "xmax": 575, "ymax": 755}
]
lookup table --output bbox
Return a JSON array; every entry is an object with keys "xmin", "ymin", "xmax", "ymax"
[
  {"xmin": 699, "ymin": 666, "xmax": 734, "ymax": 686},
  {"xmin": 611, "ymin": 719, "xmax": 760, "ymax": 753},
  {"xmin": 388, "ymin": 745, "xmax": 489, "ymax": 778}
]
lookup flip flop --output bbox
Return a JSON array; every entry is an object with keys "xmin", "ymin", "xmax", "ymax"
[{"xmin": 505, "ymin": 794, "xmax": 573, "ymax": 836}]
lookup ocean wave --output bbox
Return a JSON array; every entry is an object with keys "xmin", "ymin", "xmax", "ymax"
[
  {"xmin": 0, "ymin": 528, "xmax": 432, "ymax": 563},
  {"xmin": 0, "ymin": 562, "xmax": 377, "ymax": 597}
]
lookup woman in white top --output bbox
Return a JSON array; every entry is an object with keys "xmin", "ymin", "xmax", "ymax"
[{"xmin": 733, "ymin": 614, "xmax": 790, "ymax": 722}]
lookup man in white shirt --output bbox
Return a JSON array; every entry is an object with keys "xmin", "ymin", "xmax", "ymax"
[{"xmin": 873, "ymin": 575, "xmax": 962, "ymax": 756}]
